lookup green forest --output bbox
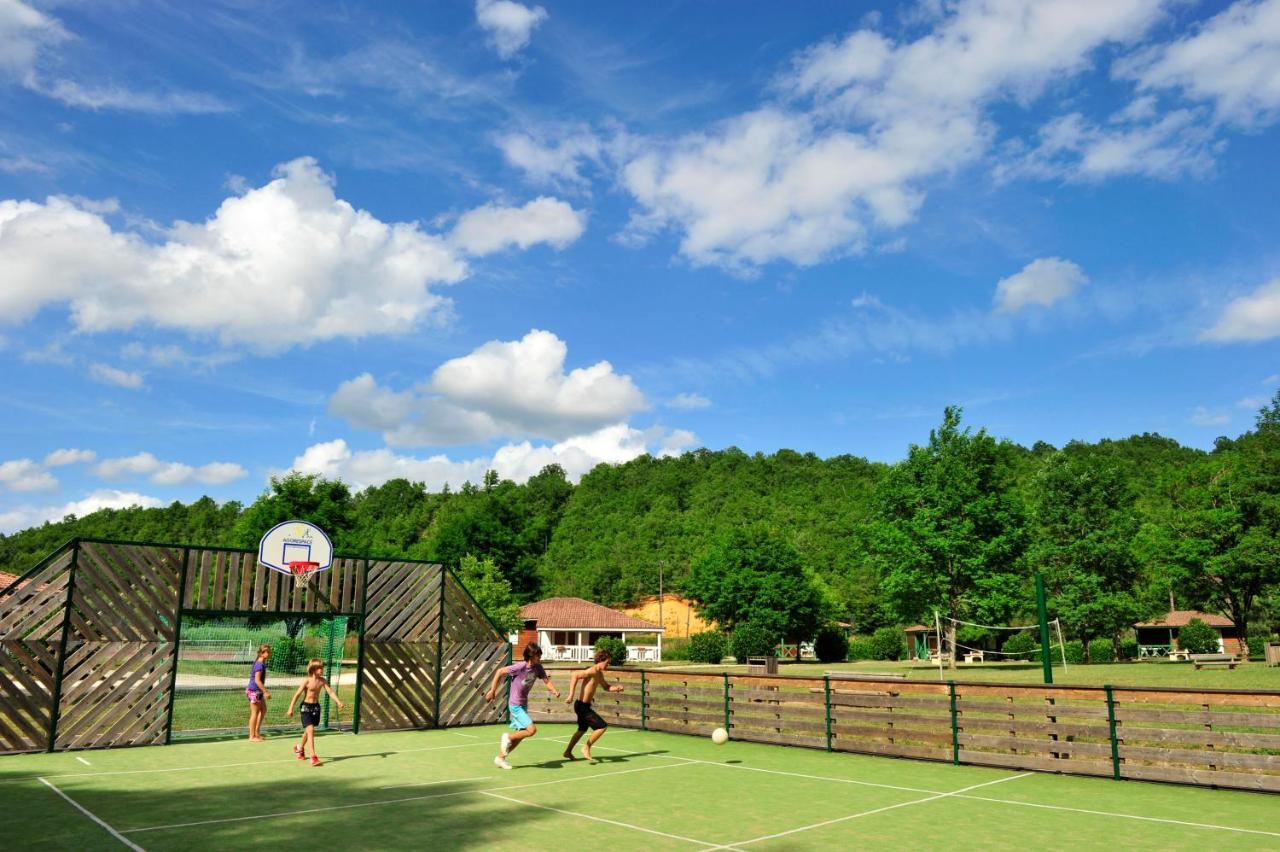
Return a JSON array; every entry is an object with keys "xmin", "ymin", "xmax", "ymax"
[{"xmin": 4, "ymin": 400, "xmax": 1279, "ymax": 657}]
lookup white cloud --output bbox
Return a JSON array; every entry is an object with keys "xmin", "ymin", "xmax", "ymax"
[
  {"xmin": 88, "ymin": 362, "xmax": 145, "ymax": 389},
  {"xmin": 0, "ymin": 158, "xmax": 583, "ymax": 351},
  {"xmin": 668, "ymin": 393, "xmax": 711, "ymax": 410},
  {"xmin": 620, "ymin": 0, "xmax": 1166, "ymax": 270},
  {"xmin": 0, "ymin": 458, "xmax": 57, "ymax": 492},
  {"xmin": 993, "ymin": 258, "xmax": 1088, "ymax": 313},
  {"xmin": 1237, "ymin": 395, "xmax": 1269, "ymax": 409},
  {"xmin": 120, "ymin": 343, "xmax": 239, "ymax": 371},
  {"xmin": 91, "ymin": 452, "xmax": 248, "ymax": 486},
  {"xmin": 43, "ymin": 448, "xmax": 95, "ymax": 466},
  {"xmin": 330, "ymin": 329, "xmax": 647, "ymax": 445},
  {"xmin": 1201, "ymin": 278, "xmax": 1280, "ymax": 342},
  {"xmin": 288, "ymin": 422, "xmax": 694, "ymax": 491},
  {"xmin": 449, "ymin": 196, "xmax": 586, "ymax": 256},
  {"xmin": 32, "ymin": 79, "xmax": 231, "ymax": 114},
  {"xmin": 0, "ymin": 0, "xmax": 66, "ymax": 80},
  {"xmin": 0, "ymin": 489, "xmax": 162, "ymax": 533},
  {"xmin": 497, "ymin": 129, "xmax": 602, "ymax": 187},
  {"xmin": 1119, "ymin": 0, "xmax": 1280, "ymax": 129},
  {"xmin": 1190, "ymin": 406, "xmax": 1230, "ymax": 427},
  {"xmin": 475, "ymin": 0, "xmax": 548, "ymax": 59}
]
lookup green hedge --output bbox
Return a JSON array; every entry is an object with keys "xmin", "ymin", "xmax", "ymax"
[
  {"xmin": 1062, "ymin": 639, "xmax": 1085, "ymax": 665},
  {"xmin": 268, "ymin": 637, "xmax": 306, "ymax": 673},
  {"xmin": 688, "ymin": 631, "xmax": 727, "ymax": 664},
  {"xmin": 1178, "ymin": 619, "xmax": 1219, "ymax": 654},
  {"xmin": 594, "ymin": 636, "xmax": 628, "ymax": 665},
  {"xmin": 869, "ymin": 626, "xmax": 905, "ymax": 661},
  {"xmin": 847, "ymin": 638, "xmax": 875, "ymax": 660},
  {"xmin": 814, "ymin": 625, "xmax": 849, "ymax": 663},
  {"xmin": 1001, "ymin": 632, "xmax": 1039, "ymax": 661},
  {"xmin": 730, "ymin": 621, "xmax": 776, "ymax": 661},
  {"xmin": 1118, "ymin": 637, "xmax": 1139, "ymax": 660},
  {"xmin": 662, "ymin": 637, "xmax": 691, "ymax": 661},
  {"xmin": 1087, "ymin": 638, "xmax": 1115, "ymax": 663}
]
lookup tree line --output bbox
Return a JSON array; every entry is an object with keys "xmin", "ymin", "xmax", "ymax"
[{"xmin": 3, "ymin": 396, "xmax": 1278, "ymax": 657}]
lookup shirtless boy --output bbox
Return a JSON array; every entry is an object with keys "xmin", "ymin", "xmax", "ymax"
[
  {"xmin": 562, "ymin": 649, "xmax": 624, "ymax": 762},
  {"xmin": 286, "ymin": 661, "xmax": 343, "ymax": 766}
]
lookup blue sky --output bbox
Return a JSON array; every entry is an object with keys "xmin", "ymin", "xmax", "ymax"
[{"xmin": 1, "ymin": 0, "xmax": 1278, "ymax": 531}]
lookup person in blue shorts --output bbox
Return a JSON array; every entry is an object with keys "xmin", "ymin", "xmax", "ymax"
[{"xmin": 485, "ymin": 643, "xmax": 560, "ymax": 769}]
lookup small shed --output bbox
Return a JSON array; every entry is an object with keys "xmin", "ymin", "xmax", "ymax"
[
  {"xmin": 519, "ymin": 597, "xmax": 665, "ymax": 662},
  {"xmin": 1134, "ymin": 610, "xmax": 1240, "ymax": 656},
  {"xmin": 904, "ymin": 624, "xmax": 940, "ymax": 661}
]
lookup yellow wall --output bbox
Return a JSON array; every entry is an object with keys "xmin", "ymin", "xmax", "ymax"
[{"xmin": 615, "ymin": 595, "xmax": 714, "ymax": 638}]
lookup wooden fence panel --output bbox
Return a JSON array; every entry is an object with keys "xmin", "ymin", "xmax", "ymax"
[
  {"xmin": 829, "ymin": 680, "xmax": 951, "ymax": 761},
  {"xmin": 729, "ymin": 675, "xmax": 826, "ymax": 749},
  {"xmin": 437, "ymin": 572, "xmax": 507, "ymax": 728},
  {"xmin": 53, "ymin": 543, "xmax": 181, "ymax": 751},
  {"xmin": 0, "ymin": 545, "xmax": 74, "ymax": 753},
  {"xmin": 359, "ymin": 562, "xmax": 442, "ymax": 731},
  {"xmin": 644, "ymin": 673, "xmax": 725, "ymax": 736}
]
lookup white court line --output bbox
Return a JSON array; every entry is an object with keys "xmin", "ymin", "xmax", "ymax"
[
  {"xmin": 481, "ymin": 790, "xmax": 733, "ymax": 849},
  {"xmin": 730, "ymin": 772, "xmax": 1032, "ymax": 847},
  {"xmin": 39, "ymin": 777, "xmax": 145, "ymax": 852},
  {"xmin": 684, "ymin": 759, "xmax": 941, "ymax": 796},
  {"xmin": 128, "ymin": 760, "xmax": 695, "ymax": 834},
  {"xmin": 449, "ymin": 731, "xmax": 483, "ymax": 739},
  {"xmin": 7, "ymin": 740, "xmax": 496, "ymax": 784},
  {"xmin": 75, "ymin": 757, "xmax": 92, "ymax": 766},
  {"xmin": 956, "ymin": 793, "xmax": 1280, "ymax": 839}
]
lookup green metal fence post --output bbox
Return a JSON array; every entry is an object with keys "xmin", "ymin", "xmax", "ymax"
[
  {"xmin": 640, "ymin": 670, "xmax": 648, "ymax": 731},
  {"xmin": 46, "ymin": 540, "xmax": 80, "ymax": 753},
  {"xmin": 434, "ymin": 567, "xmax": 446, "ymax": 729},
  {"xmin": 1105, "ymin": 684, "xmax": 1121, "ymax": 780},
  {"xmin": 824, "ymin": 675, "xmax": 832, "ymax": 752},
  {"xmin": 352, "ymin": 558, "xmax": 370, "ymax": 735},
  {"xmin": 163, "ymin": 547, "xmax": 190, "ymax": 744},
  {"xmin": 948, "ymin": 680, "xmax": 960, "ymax": 765},
  {"xmin": 321, "ymin": 616, "xmax": 337, "ymax": 729},
  {"xmin": 1035, "ymin": 572, "xmax": 1054, "ymax": 685},
  {"xmin": 722, "ymin": 673, "xmax": 730, "ymax": 733}
]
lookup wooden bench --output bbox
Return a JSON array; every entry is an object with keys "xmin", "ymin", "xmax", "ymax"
[
  {"xmin": 825, "ymin": 670, "xmax": 908, "ymax": 680},
  {"xmin": 1190, "ymin": 653, "xmax": 1238, "ymax": 669}
]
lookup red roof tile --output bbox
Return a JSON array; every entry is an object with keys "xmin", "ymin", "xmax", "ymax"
[
  {"xmin": 1134, "ymin": 610, "xmax": 1233, "ymax": 628},
  {"xmin": 0, "ymin": 571, "xmax": 21, "ymax": 590},
  {"xmin": 521, "ymin": 597, "xmax": 663, "ymax": 631}
]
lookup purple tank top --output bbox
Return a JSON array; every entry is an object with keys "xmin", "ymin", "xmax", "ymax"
[{"xmin": 248, "ymin": 660, "xmax": 266, "ymax": 691}]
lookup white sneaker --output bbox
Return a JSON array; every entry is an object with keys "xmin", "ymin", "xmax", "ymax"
[
  {"xmin": 500, "ymin": 733, "xmax": 512, "ymax": 755},
  {"xmin": 494, "ymin": 755, "xmax": 512, "ymax": 770}
]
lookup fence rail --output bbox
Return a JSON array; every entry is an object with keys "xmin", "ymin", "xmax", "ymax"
[{"xmin": 524, "ymin": 669, "xmax": 1280, "ymax": 793}]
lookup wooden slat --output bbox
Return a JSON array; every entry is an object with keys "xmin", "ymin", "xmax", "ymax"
[
  {"xmin": 1112, "ymin": 707, "xmax": 1280, "ymax": 728},
  {"xmin": 959, "ymin": 750, "xmax": 1114, "ymax": 776},
  {"xmin": 1121, "ymin": 764, "xmax": 1280, "ymax": 792}
]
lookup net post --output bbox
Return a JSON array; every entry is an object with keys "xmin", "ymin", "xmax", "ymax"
[
  {"xmin": 722, "ymin": 673, "xmax": 730, "ymax": 733},
  {"xmin": 948, "ymin": 680, "xmax": 960, "ymax": 765},
  {"xmin": 46, "ymin": 539, "xmax": 80, "ymax": 753},
  {"xmin": 1105, "ymin": 684, "xmax": 1121, "ymax": 780},
  {"xmin": 321, "ymin": 615, "xmax": 337, "ymax": 729},
  {"xmin": 1035, "ymin": 573, "xmax": 1054, "ymax": 685},
  {"xmin": 824, "ymin": 675, "xmax": 832, "ymax": 752},
  {"xmin": 640, "ymin": 670, "xmax": 648, "ymax": 731},
  {"xmin": 163, "ymin": 546, "xmax": 191, "ymax": 745},
  {"xmin": 352, "ymin": 558, "xmax": 369, "ymax": 735},
  {"xmin": 433, "ymin": 566, "xmax": 446, "ymax": 729}
]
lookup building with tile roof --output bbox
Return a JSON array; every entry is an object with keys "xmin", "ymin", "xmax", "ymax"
[{"xmin": 518, "ymin": 597, "xmax": 664, "ymax": 662}]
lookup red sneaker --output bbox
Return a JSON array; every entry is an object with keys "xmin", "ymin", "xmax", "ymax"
[
  {"xmin": 310, "ymin": 756, "xmax": 322, "ymax": 767},
  {"xmin": 294, "ymin": 744, "xmax": 306, "ymax": 760}
]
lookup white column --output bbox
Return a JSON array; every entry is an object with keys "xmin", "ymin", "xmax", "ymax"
[{"xmin": 657, "ymin": 631, "xmax": 663, "ymax": 661}]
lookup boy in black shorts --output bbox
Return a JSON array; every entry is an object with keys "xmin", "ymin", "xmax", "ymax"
[
  {"xmin": 287, "ymin": 660, "xmax": 343, "ymax": 766},
  {"xmin": 563, "ymin": 649, "xmax": 624, "ymax": 762}
]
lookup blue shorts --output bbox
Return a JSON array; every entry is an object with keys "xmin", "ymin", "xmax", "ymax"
[{"xmin": 508, "ymin": 705, "xmax": 533, "ymax": 730}]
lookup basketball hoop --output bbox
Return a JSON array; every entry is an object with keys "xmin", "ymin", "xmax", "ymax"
[{"xmin": 289, "ymin": 560, "xmax": 321, "ymax": 588}]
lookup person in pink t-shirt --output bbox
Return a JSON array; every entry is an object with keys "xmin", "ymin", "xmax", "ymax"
[{"xmin": 485, "ymin": 642, "xmax": 560, "ymax": 770}]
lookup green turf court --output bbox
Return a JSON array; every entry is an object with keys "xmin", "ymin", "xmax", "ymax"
[{"xmin": 2, "ymin": 725, "xmax": 1277, "ymax": 850}]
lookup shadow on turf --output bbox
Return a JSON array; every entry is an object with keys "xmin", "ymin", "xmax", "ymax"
[
  {"xmin": 8, "ymin": 772, "xmax": 556, "ymax": 848},
  {"xmin": 517, "ymin": 748, "xmax": 672, "ymax": 771}
]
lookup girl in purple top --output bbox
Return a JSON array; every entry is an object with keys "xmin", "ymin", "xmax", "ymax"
[
  {"xmin": 246, "ymin": 644, "xmax": 271, "ymax": 742},
  {"xmin": 485, "ymin": 642, "xmax": 560, "ymax": 769}
]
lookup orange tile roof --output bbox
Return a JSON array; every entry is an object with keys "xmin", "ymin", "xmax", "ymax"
[
  {"xmin": 0, "ymin": 571, "xmax": 21, "ymax": 590},
  {"xmin": 521, "ymin": 597, "xmax": 663, "ymax": 631},
  {"xmin": 1134, "ymin": 610, "xmax": 1233, "ymax": 628}
]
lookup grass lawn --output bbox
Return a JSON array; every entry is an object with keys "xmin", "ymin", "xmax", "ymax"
[
  {"xmin": 4, "ymin": 724, "xmax": 1277, "ymax": 850},
  {"xmin": 639, "ymin": 659, "xmax": 1280, "ymax": 690}
]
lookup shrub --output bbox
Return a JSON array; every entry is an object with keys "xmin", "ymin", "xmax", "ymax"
[
  {"xmin": 847, "ymin": 638, "xmax": 876, "ymax": 661},
  {"xmin": 730, "ymin": 621, "xmax": 777, "ymax": 661},
  {"xmin": 869, "ymin": 626, "xmax": 905, "ymax": 661},
  {"xmin": 688, "ymin": 631, "xmax": 727, "ymax": 664},
  {"xmin": 1246, "ymin": 630, "xmax": 1275, "ymax": 660},
  {"xmin": 1062, "ymin": 639, "xmax": 1085, "ymax": 665},
  {"xmin": 1118, "ymin": 637, "xmax": 1139, "ymax": 661},
  {"xmin": 1001, "ymin": 632, "xmax": 1039, "ymax": 661},
  {"xmin": 662, "ymin": 637, "xmax": 691, "ymax": 661},
  {"xmin": 268, "ymin": 637, "xmax": 306, "ymax": 673},
  {"xmin": 594, "ymin": 636, "xmax": 628, "ymax": 665},
  {"xmin": 1178, "ymin": 618, "xmax": 1220, "ymax": 654},
  {"xmin": 1088, "ymin": 638, "xmax": 1116, "ymax": 664},
  {"xmin": 814, "ymin": 625, "xmax": 850, "ymax": 663}
]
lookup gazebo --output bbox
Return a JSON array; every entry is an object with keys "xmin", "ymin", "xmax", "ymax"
[{"xmin": 518, "ymin": 597, "xmax": 664, "ymax": 662}]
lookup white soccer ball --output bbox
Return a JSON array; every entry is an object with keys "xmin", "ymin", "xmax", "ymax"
[{"xmin": 711, "ymin": 727, "xmax": 729, "ymax": 745}]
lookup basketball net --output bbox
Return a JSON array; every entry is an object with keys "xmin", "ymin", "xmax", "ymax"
[{"xmin": 289, "ymin": 560, "xmax": 321, "ymax": 589}]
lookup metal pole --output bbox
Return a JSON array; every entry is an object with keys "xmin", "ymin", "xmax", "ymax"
[
  {"xmin": 722, "ymin": 673, "xmax": 730, "ymax": 733},
  {"xmin": 351, "ymin": 558, "xmax": 370, "ymax": 735},
  {"xmin": 824, "ymin": 675, "xmax": 832, "ymax": 752},
  {"xmin": 948, "ymin": 680, "xmax": 960, "ymax": 765},
  {"xmin": 640, "ymin": 670, "xmax": 648, "ymax": 731},
  {"xmin": 1105, "ymin": 684, "xmax": 1121, "ymax": 780},
  {"xmin": 321, "ymin": 617, "xmax": 336, "ymax": 729},
  {"xmin": 1035, "ymin": 573, "xmax": 1054, "ymax": 685}
]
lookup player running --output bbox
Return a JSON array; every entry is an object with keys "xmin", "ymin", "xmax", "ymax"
[
  {"xmin": 562, "ymin": 648, "xmax": 624, "ymax": 762},
  {"xmin": 485, "ymin": 643, "xmax": 560, "ymax": 769}
]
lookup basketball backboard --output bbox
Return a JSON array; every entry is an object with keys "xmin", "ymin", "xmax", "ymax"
[{"xmin": 258, "ymin": 520, "xmax": 334, "ymax": 575}]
